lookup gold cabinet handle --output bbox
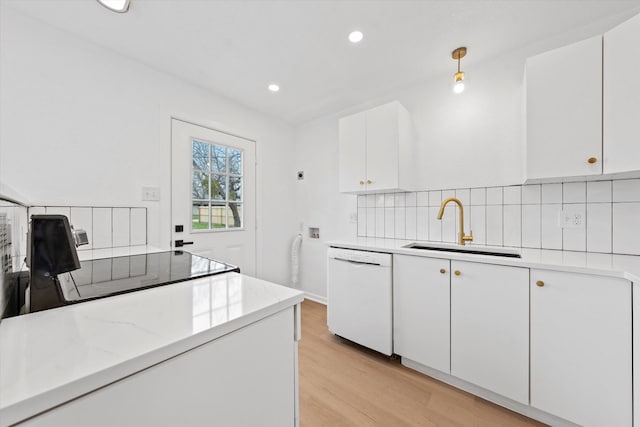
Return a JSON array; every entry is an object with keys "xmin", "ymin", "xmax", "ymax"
[
  {"xmin": 367, "ymin": 179, "xmax": 372, "ymax": 184},
  {"xmin": 454, "ymin": 270, "xmax": 461, "ymax": 276},
  {"xmin": 536, "ymin": 280, "xmax": 545, "ymax": 287},
  {"xmin": 588, "ymin": 157, "xmax": 598, "ymax": 164},
  {"xmin": 359, "ymin": 180, "xmax": 364, "ymax": 185},
  {"xmin": 440, "ymin": 268, "xmax": 446, "ymax": 274}
]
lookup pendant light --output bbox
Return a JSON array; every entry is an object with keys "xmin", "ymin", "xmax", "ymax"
[
  {"xmin": 452, "ymin": 47, "xmax": 467, "ymax": 94},
  {"xmin": 96, "ymin": 0, "xmax": 131, "ymax": 13}
]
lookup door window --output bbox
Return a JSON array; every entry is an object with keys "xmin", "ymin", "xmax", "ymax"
[{"xmin": 191, "ymin": 139, "xmax": 243, "ymax": 231}]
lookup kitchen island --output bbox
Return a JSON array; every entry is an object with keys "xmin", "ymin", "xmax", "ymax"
[{"xmin": 0, "ymin": 271, "xmax": 304, "ymax": 427}]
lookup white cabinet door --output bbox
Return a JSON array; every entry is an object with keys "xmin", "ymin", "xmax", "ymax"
[
  {"xmin": 450, "ymin": 261, "xmax": 529, "ymax": 404},
  {"xmin": 338, "ymin": 111, "xmax": 366, "ymax": 193},
  {"xmin": 365, "ymin": 102, "xmax": 399, "ymax": 192},
  {"xmin": 526, "ymin": 35, "xmax": 602, "ymax": 180},
  {"xmin": 530, "ymin": 269, "xmax": 631, "ymax": 427},
  {"xmin": 393, "ymin": 254, "xmax": 450, "ymax": 373},
  {"xmin": 22, "ymin": 309, "xmax": 296, "ymax": 427},
  {"xmin": 604, "ymin": 14, "xmax": 640, "ymax": 174}
]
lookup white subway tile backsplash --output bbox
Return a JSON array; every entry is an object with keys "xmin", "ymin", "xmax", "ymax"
[
  {"xmin": 366, "ymin": 208, "xmax": 375, "ymax": 236},
  {"xmin": 375, "ymin": 208, "xmax": 385, "ymax": 238},
  {"xmin": 112, "ymin": 208, "xmax": 130, "ymax": 247},
  {"xmin": 487, "ymin": 187, "xmax": 503, "ymax": 205},
  {"xmin": 503, "ymin": 187, "xmax": 521, "ymax": 205},
  {"xmin": 542, "ymin": 183, "xmax": 562, "ymax": 204},
  {"xmin": 70, "ymin": 207, "xmax": 93, "ymax": 250},
  {"xmin": 503, "ymin": 205, "xmax": 522, "ymax": 247},
  {"xmin": 562, "ymin": 204, "xmax": 586, "ymax": 251},
  {"xmin": 441, "ymin": 205, "xmax": 456, "ymax": 243},
  {"xmin": 541, "ymin": 204, "xmax": 562, "ymax": 249},
  {"xmin": 416, "ymin": 192, "xmax": 429, "ymax": 207},
  {"xmin": 416, "ymin": 207, "xmax": 429, "ymax": 241},
  {"xmin": 470, "ymin": 206, "xmax": 486, "ymax": 245},
  {"xmin": 130, "ymin": 208, "xmax": 147, "ymax": 246},
  {"xmin": 395, "ymin": 207, "xmax": 406, "ymax": 239},
  {"xmin": 406, "ymin": 207, "xmax": 417, "ymax": 240},
  {"xmin": 587, "ymin": 203, "xmax": 611, "ymax": 253},
  {"xmin": 428, "ymin": 207, "xmax": 442, "ymax": 241},
  {"xmin": 455, "ymin": 189, "xmax": 470, "ymax": 205},
  {"xmin": 522, "ymin": 185, "xmax": 541, "ymax": 204},
  {"xmin": 486, "ymin": 205, "xmax": 503, "ymax": 246},
  {"xmin": 613, "ymin": 179, "xmax": 640, "ymax": 202},
  {"xmin": 384, "ymin": 207, "xmax": 395, "ymax": 238},
  {"xmin": 613, "ymin": 203, "xmax": 640, "ymax": 255},
  {"xmin": 563, "ymin": 182, "xmax": 586, "ymax": 203},
  {"xmin": 428, "ymin": 191, "xmax": 442, "ymax": 207},
  {"xmin": 405, "ymin": 192, "xmax": 417, "ymax": 207},
  {"xmin": 358, "ymin": 178, "xmax": 640, "ymax": 255},
  {"xmin": 92, "ymin": 208, "xmax": 112, "ymax": 249},
  {"xmin": 522, "ymin": 205, "xmax": 541, "ymax": 248},
  {"xmin": 46, "ymin": 206, "xmax": 71, "ymax": 217},
  {"xmin": 470, "ymin": 188, "xmax": 486, "ymax": 206},
  {"xmin": 587, "ymin": 181, "xmax": 612, "ymax": 203}
]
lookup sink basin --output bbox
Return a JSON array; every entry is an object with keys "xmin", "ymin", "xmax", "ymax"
[{"xmin": 403, "ymin": 243, "xmax": 522, "ymax": 258}]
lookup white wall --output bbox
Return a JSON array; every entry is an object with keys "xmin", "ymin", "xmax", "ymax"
[{"xmin": 0, "ymin": 6, "xmax": 297, "ymax": 286}]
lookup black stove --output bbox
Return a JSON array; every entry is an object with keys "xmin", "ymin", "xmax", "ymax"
[{"xmin": 29, "ymin": 251, "xmax": 239, "ymax": 312}]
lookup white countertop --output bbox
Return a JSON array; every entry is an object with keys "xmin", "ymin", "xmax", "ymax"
[
  {"xmin": 328, "ymin": 238, "xmax": 640, "ymax": 283},
  {"xmin": 0, "ymin": 271, "xmax": 304, "ymax": 426}
]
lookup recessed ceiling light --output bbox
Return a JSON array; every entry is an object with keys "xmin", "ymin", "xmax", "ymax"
[
  {"xmin": 96, "ymin": 0, "xmax": 131, "ymax": 13},
  {"xmin": 268, "ymin": 83, "xmax": 280, "ymax": 92},
  {"xmin": 348, "ymin": 31, "xmax": 364, "ymax": 44}
]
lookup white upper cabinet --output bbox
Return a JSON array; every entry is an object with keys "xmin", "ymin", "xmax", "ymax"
[
  {"xmin": 338, "ymin": 101, "xmax": 415, "ymax": 193},
  {"xmin": 604, "ymin": 14, "xmax": 640, "ymax": 174},
  {"xmin": 526, "ymin": 35, "xmax": 603, "ymax": 180},
  {"xmin": 530, "ymin": 269, "xmax": 632, "ymax": 427}
]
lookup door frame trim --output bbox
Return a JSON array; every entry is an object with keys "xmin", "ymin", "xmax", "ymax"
[{"xmin": 169, "ymin": 116, "xmax": 258, "ymax": 277}]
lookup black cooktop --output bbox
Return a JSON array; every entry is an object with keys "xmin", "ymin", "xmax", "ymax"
[{"xmin": 29, "ymin": 251, "xmax": 239, "ymax": 312}]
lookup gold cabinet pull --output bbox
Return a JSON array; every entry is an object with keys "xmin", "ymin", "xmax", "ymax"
[
  {"xmin": 536, "ymin": 280, "xmax": 545, "ymax": 287},
  {"xmin": 367, "ymin": 179, "xmax": 372, "ymax": 184},
  {"xmin": 440, "ymin": 268, "xmax": 446, "ymax": 274},
  {"xmin": 454, "ymin": 270, "xmax": 461, "ymax": 276},
  {"xmin": 587, "ymin": 157, "xmax": 598, "ymax": 164},
  {"xmin": 359, "ymin": 180, "xmax": 364, "ymax": 185}
]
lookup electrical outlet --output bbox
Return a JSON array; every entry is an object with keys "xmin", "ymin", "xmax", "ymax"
[
  {"xmin": 142, "ymin": 186, "xmax": 160, "ymax": 201},
  {"xmin": 558, "ymin": 208, "xmax": 584, "ymax": 228}
]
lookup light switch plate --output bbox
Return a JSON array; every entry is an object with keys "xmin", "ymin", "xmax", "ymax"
[{"xmin": 142, "ymin": 186, "xmax": 160, "ymax": 201}]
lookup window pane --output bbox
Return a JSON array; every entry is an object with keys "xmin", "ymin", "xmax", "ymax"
[
  {"xmin": 192, "ymin": 202, "xmax": 209, "ymax": 230},
  {"xmin": 192, "ymin": 171, "xmax": 209, "ymax": 200},
  {"xmin": 228, "ymin": 176, "xmax": 242, "ymax": 201},
  {"xmin": 228, "ymin": 203, "xmax": 242, "ymax": 228},
  {"xmin": 211, "ymin": 174, "xmax": 227, "ymax": 200},
  {"xmin": 228, "ymin": 148, "xmax": 242, "ymax": 175},
  {"xmin": 211, "ymin": 203, "xmax": 226, "ymax": 229},
  {"xmin": 211, "ymin": 145, "xmax": 227, "ymax": 173},
  {"xmin": 192, "ymin": 140, "xmax": 209, "ymax": 171}
]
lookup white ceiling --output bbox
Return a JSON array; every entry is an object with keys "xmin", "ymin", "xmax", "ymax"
[{"xmin": 4, "ymin": 0, "xmax": 640, "ymax": 124}]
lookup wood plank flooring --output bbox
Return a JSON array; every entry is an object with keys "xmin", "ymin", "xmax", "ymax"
[{"xmin": 298, "ymin": 300, "xmax": 547, "ymax": 427}]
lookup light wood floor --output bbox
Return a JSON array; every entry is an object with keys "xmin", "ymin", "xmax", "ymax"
[{"xmin": 298, "ymin": 300, "xmax": 547, "ymax": 427}]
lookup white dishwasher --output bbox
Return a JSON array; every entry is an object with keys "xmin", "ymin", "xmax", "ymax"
[{"xmin": 327, "ymin": 247, "xmax": 393, "ymax": 356}]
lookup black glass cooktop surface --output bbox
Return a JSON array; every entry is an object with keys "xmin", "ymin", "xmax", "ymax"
[{"xmin": 57, "ymin": 250, "xmax": 239, "ymax": 302}]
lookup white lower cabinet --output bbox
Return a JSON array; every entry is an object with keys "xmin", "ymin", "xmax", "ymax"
[
  {"xmin": 393, "ymin": 254, "xmax": 450, "ymax": 373},
  {"xmin": 450, "ymin": 261, "xmax": 529, "ymax": 404},
  {"xmin": 530, "ymin": 269, "xmax": 632, "ymax": 427},
  {"xmin": 20, "ymin": 308, "xmax": 298, "ymax": 427}
]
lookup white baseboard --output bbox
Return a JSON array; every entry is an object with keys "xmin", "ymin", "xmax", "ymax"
[{"xmin": 303, "ymin": 292, "xmax": 326, "ymax": 305}]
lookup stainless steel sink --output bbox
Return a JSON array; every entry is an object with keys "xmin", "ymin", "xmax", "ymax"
[{"xmin": 403, "ymin": 243, "xmax": 522, "ymax": 258}]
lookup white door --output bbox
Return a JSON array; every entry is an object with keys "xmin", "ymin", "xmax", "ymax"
[{"xmin": 171, "ymin": 118, "xmax": 256, "ymax": 276}]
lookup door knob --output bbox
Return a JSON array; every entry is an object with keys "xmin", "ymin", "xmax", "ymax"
[
  {"xmin": 454, "ymin": 270, "xmax": 461, "ymax": 276},
  {"xmin": 367, "ymin": 179, "xmax": 372, "ymax": 184},
  {"xmin": 359, "ymin": 180, "xmax": 364, "ymax": 185},
  {"xmin": 536, "ymin": 280, "xmax": 544, "ymax": 287},
  {"xmin": 440, "ymin": 268, "xmax": 446, "ymax": 274},
  {"xmin": 587, "ymin": 157, "xmax": 598, "ymax": 164}
]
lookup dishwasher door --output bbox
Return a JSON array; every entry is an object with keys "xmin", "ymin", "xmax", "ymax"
[{"xmin": 327, "ymin": 248, "xmax": 393, "ymax": 355}]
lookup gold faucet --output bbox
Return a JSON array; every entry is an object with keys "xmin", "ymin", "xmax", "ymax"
[{"xmin": 437, "ymin": 197, "xmax": 473, "ymax": 246}]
